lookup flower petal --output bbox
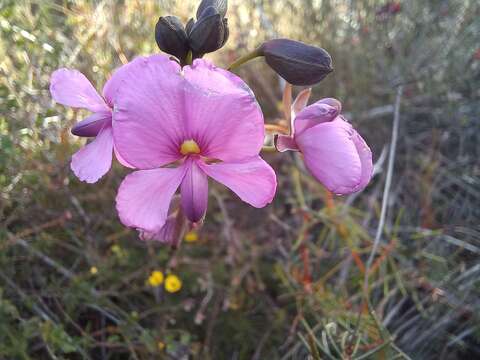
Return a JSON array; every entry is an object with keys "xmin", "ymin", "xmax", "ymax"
[
  {"xmin": 184, "ymin": 59, "xmax": 252, "ymax": 96},
  {"xmin": 317, "ymin": 98, "xmax": 342, "ymax": 112},
  {"xmin": 294, "ymin": 101, "xmax": 339, "ymax": 136},
  {"xmin": 181, "ymin": 159, "xmax": 208, "ymax": 223},
  {"xmin": 275, "ymin": 134, "xmax": 299, "ymax": 152},
  {"xmin": 116, "ymin": 165, "xmax": 187, "ymax": 232},
  {"xmin": 50, "ymin": 69, "xmax": 109, "ymax": 113},
  {"xmin": 296, "ymin": 119, "xmax": 363, "ymax": 195},
  {"xmin": 138, "ymin": 195, "xmax": 184, "ymax": 246},
  {"xmin": 113, "ymin": 144, "xmax": 135, "ymax": 169},
  {"xmin": 113, "ymin": 55, "xmax": 185, "ymax": 169},
  {"xmin": 70, "ymin": 125, "xmax": 113, "ymax": 183},
  {"xmin": 71, "ymin": 111, "xmax": 111, "ymax": 137},
  {"xmin": 199, "ymin": 156, "xmax": 277, "ymax": 208},
  {"xmin": 102, "ymin": 61, "xmax": 143, "ymax": 170},
  {"xmin": 352, "ymin": 130, "xmax": 373, "ymax": 192},
  {"xmin": 139, "ymin": 215, "xmax": 178, "ymax": 244},
  {"xmin": 182, "ymin": 59, "xmax": 265, "ymax": 161},
  {"xmin": 292, "ymin": 88, "xmax": 312, "ymax": 118},
  {"xmin": 102, "ymin": 61, "xmax": 135, "ymax": 107},
  {"xmin": 139, "ymin": 214, "xmax": 185, "ymax": 247}
]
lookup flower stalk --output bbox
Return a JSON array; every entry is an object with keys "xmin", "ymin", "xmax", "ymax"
[{"xmin": 227, "ymin": 47, "xmax": 262, "ymax": 71}]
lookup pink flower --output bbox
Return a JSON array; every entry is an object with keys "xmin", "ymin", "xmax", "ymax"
[
  {"xmin": 276, "ymin": 92, "xmax": 373, "ymax": 195},
  {"xmin": 113, "ymin": 55, "xmax": 277, "ymax": 232},
  {"xmin": 50, "ymin": 65, "xmax": 133, "ymax": 183}
]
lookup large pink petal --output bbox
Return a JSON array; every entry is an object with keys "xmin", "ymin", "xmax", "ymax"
[
  {"xmin": 103, "ymin": 60, "xmax": 143, "ymax": 170},
  {"xmin": 352, "ymin": 130, "xmax": 373, "ymax": 192},
  {"xmin": 102, "ymin": 61, "xmax": 135, "ymax": 107},
  {"xmin": 113, "ymin": 55, "xmax": 185, "ymax": 169},
  {"xmin": 116, "ymin": 166, "xmax": 186, "ymax": 232},
  {"xmin": 296, "ymin": 119, "xmax": 364, "ymax": 195},
  {"xmin": 71, "ymin": 111, "xmax": 111, "ymax": 137},
  {"xmin": 199, "ymin": 156, "xmax": 277, "ymax": 208},
  {"xmin": 70, "ymin": 125, "xmax": 113, "ymax": 183},
  {"xmin": 182, "ymin": 60, "xmax": 265, "ymax": 162},
  {"xmin": 294, "ymin": 102, "xmax": 339, "ymax": 136},
  {"xmin": 184, "ymin": 59, "xmax": 252, "ymax": 96},
  {"xmin": 180, "ymin": 159, "xmax": 208, "ymax": 223},
  {"xmin": 50, "ymin": 69, "xmax": 109, "ymax": 113},
  {"xmin": 113, "ymin": 144, "xmax": 135, "ymax": 169}
]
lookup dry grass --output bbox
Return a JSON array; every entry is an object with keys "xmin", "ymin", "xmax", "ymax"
[{"xmin": 1, "ymin": 0, "xmax": 479, "ymax": 359}]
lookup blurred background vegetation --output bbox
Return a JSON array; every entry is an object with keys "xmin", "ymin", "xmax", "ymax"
[{"xmin": 1, "ymin": 0, "xmax": 479, "ymax": 359}]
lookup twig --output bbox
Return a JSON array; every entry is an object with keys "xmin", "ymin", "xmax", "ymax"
[
  {"xmin": 14, "ymin": 237, "xmax": 75, "ymax": 279},
  {"xmin": 252, "ymin": 327, "xmax": 273, "ymax": 360},
  {"xmin": 0, "ymin": 271, "xmax": 54, "ymax": 322},
  {"xmin": 364, "ymin": 85, "xmax": 403, "ymax": 292},
  {"xmin": 351, "ymin": 85, "xmax": 403, "ymax": 346}
]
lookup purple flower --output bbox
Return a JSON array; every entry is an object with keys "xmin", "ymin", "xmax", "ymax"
[
  {"xmin": 276, "ymin": 93, "xmax": 373, "ymax": 195},
  {"xmin": 113, "ymin": 55, "xmax": 277, "ymax": 232},
  {"xmin": 50, "ymin": 65, "xmax": 133, "ymax": 183}
]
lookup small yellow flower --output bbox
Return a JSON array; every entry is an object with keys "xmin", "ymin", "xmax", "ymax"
[
  {"xmin": 165, "ymin": 274, "xmax": 182, "ymax": 293},
  {"xmin": 90, "ymin": 266, "xmax": 98, "ymax": 275},
  {"xmin": 148, "ymin": 270, "xmax": 164, "ymax": 287},
  {"xmin": 111, "ymin": 244, "xmax": 126, "ymax": 258},
  {"xmin": 157, "ymin": 341, "xmax": 166, "ymax": 351},
  {"xmin": 184, "ymin": 230, "xmax": 198, "ymax": 243}
]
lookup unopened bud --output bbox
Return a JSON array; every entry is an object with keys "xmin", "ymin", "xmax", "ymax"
[
  {"xmin": 260, "ymin": 39, "xmax": 333, "ymax": 86},
  {"xmin": 71, "ymin": 112, "xmax": 110, "ymax": 137},
  {"xmin": 196, "ymin": 0, "xmax": 228, "ymax": 19},
  {"xmin": 155, "ymin": 16, "xmax": 189, "ymax": 62},
  {"xmin": 189, "ymin": 7, "xmax": 229, "ymax": 55},
  {"xmin": 185, "ymin": 18, "xmax": 195, "ymax": 35}
]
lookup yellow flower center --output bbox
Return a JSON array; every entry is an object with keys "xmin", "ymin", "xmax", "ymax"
[{"xmin": 180, "ymin": 139, "xmax": 200, "ymax": 155}]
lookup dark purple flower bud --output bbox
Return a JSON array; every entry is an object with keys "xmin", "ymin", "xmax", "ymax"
[
  {"xmin": 71, "ymin": 111, "xmax": 110, "ymax": 137},
  {"xmin": 196, "ymin": 0, "xmax": 228, "ymax": 19},
  {"xmin": 259, "ymin": 39, "xmax": 333, "ymax": 86},
  {"xmin": 185, "ymin": 18, "xmax": 195, "ymax": 35},
  {"xmin": 155, "ymin": 16, "xmax": 190, "ymax": 62},
  {"xmin": 220, "ymin": 18, "xmax": 229, "ymax": 47},
  {"xmin": 189, "ymin": 6, "xmax": 229, "ymax": 55}
]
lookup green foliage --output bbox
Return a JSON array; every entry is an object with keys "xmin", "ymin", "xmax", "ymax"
[{"xmin": 0, "ymin": 0, "xmax": 479, "ymax": 359}]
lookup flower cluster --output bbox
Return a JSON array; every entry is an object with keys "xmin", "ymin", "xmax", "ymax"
[
  {"xmin": 50, "ymin": 0, "xmax": 373, "ymax": 247},
  {"xmin": 148, "ymin": 270, "xmax": 182, "ymax": 293}
]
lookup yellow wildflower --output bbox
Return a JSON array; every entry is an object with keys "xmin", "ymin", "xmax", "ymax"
[
  {"xmin": 165, "ymin": 274, "xmax": 182, "ymax": 293},
  {"xmin": 184, "ymin": 230, "xmax": 199, "ymax": 243},
  {"xmin": 148, "ymin": 270, "xmax": 164, "ymax": 287},
  {"xmin": 157, "ymin": 341, "xmax": 166, "ymax": 351},
  {"xmin": 111, "ymin": 244, "xmax": 121, "ymax": 253},
  {"xmin": 111, "ymin": 244, "xmax": 126, "ymax": 259},
  {"xmin": 90, "ymin": 266, "xmax": 98, "ymax": 275}
]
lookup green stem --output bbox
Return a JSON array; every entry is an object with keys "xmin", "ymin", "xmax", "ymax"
[
  {"xmin": 185, "ymin": 50, "xmax": 193, "ymax": 66},
  {"xmin": 227, "ymin": 47, "xmax": 263, "ymax": 71},
  {"xmin": 261, "ymin": 145, "xmax": 277, "ymax": 153}
]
